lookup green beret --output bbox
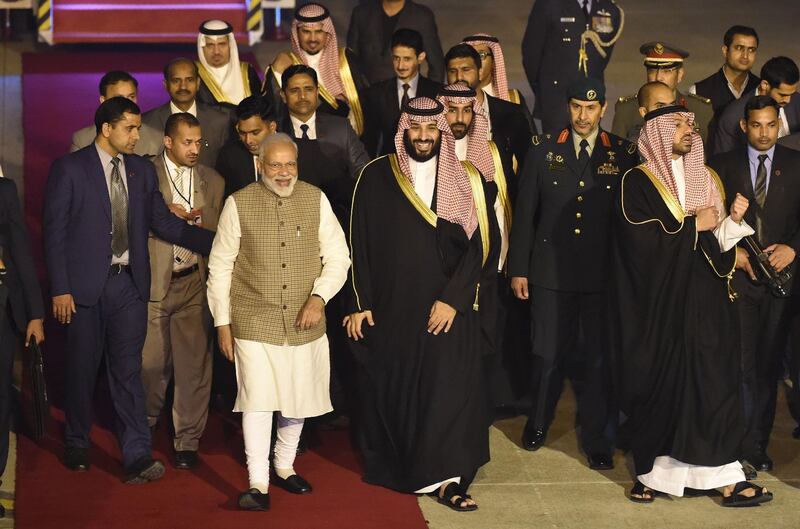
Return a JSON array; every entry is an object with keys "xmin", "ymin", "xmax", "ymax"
[{"xmin": 566, "ymin": 77, "xmax": 605, "ymax": 104}]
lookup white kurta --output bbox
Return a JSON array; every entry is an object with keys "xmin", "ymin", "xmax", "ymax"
[
  {"xmin": 639, "ymin": 159, "xmax": 752, "ymax": 495},
  {"xmin": 206, "ymin": 190, "xmax": 350, "ymax": 417}
]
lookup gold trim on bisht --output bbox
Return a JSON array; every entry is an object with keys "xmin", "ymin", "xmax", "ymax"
[
  {"xmin": 338, "ymin": 48, "xmax": 365, "ymax": 136},
  {"xmin": 389, "ymin": 154, "xmax": 437, "ymax": 227}
]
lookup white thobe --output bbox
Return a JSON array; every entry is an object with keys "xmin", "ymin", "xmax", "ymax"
[
  {"xmin": 639, "ymin": 159, "xmax": 752, "ymax": 496},
  {"xmin": 206, "ymin": 190, "xmax": 350, "ymax": 417}
]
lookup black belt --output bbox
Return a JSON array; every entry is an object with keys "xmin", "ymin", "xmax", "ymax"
[
  {"xmin": 109, "ymin": 263, "xmax": 130, "ymax": 275},
  {"xmin": 172, "ymin": 263, "xmax": 199, "ymax": 280}
]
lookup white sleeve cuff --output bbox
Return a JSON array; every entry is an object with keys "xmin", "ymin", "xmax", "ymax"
[{"xmin": 714, "ymin": 216, "xmax": 755, "ymax": 252}]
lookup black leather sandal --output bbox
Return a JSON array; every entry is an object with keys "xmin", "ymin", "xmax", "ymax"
[
  {"xmin": 434, "ymin": 482, "xmax": 478, "ymax": 512},
  {"xmin": 629, "ymin": 481, "xmax": 656, "ymax": 503},
  {"xmin": 722, "ymin": 482, "xmax": 773, "ymax": 507}
]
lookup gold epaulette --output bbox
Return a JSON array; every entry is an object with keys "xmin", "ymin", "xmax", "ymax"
[{"xmin": 686, "ymin": 92, "xmax": 712, "ymax": 105}]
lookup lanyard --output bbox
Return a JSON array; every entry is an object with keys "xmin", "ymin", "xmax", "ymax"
[{"xmin": 165, "ymin": 153, "xmax": 193, "ymax": 208}]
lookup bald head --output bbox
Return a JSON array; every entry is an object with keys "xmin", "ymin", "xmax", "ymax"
[{"xmin": 637, "ymin": 81, "xmax": 676, "ymax": 118}]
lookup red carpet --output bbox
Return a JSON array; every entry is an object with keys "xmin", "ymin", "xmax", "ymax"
[{"xmin": 18, "ymin": 51, "xmax": 428, "ymax": 529}]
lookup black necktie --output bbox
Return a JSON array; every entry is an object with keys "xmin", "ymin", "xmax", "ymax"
[
  {"xmin": 754, "ymin": 153, "xmax": 769, "ymax": 244},
  {"xmin": 583, "ymin": 0, "xmax": 591, "ymax": 19},
  {"xmin": 578, "ymin": 139, "xmax": 590, "ymax": 166},
  {"xmin": 401, "ymin": 83, "xmax": 410, "ymax": 109},
  {"xmin": 300, "ymin": 124, "xmax": 310, "ymax": 140},
  {"xmin": 109, "ymin": 157, "xmax": 129, "ymax": 257}
]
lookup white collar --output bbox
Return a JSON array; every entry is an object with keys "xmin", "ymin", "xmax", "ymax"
[
  {"xmin": 170, "ymin": 100, "xmax": 198, "ymax": 117},
  {"xmin": 397, "ymin": 73, "xmax": 419, "ymax": 91},
  {"xmin": 290, "ymin": 112, "xmax": 317, "ymax": 138}
]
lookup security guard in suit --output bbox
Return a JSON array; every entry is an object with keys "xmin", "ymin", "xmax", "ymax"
[
  {"xmin": 508, "ymin": 78, "xmax": 638, "ymax": 469},
  {"xmin": 522, "ymin": 0, "xmax": 624, "ymax": 133},
  {"xmin": 613, "ymin": 42, "xmax": 713, "ymax": 144}
]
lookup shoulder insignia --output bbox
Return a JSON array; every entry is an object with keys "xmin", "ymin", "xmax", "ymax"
[
  {"xmin": 617, "ymin": 94, "xmax": 636, "ymax": 104},
  {"xmin": 532, "ymin": 135, "xmax": 541, "ymax": 146},
  {"xmin": 600, "ymin": 131, "xmax": 611, "ymax": 148},
  {"xmin": 557, "ymin": 129, "xmax": 570, "ymax": 144},
  {"xmin": 545, "ymin": 133, "xmax": 552, "ymax": 139},
  {"xmin": 627, "ymin": 142, "xmax": 637, "ymax": 155},
  {"xmin": 686, "ymin": 92, "xmax": 711, "ymax": 105}
]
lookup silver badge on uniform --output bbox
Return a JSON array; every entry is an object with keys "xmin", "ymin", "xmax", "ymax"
[
  {"xmin": 560, "ymin": 17, "xmax": 576, "ymax": 22},
  {"xmin": 592, "ymin": 15, "xmax": 613, "ymax": 34}
]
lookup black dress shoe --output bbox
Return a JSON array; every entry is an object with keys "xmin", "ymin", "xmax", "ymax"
[
  {"xmin": 64, "ymin": 446, "xmax": 90, "ymax": 471},
  {"xmin": 272, "ymin": 473, "xmax": 312, "ymax": 494},
  {"xmin": 174, "ymin": 450, "xmax": 198, "ymax": 470},
  {"xmin": 745, "ymin": 449, "xmax": 773, "ymax": 472},
  {"xmin": 740, "ymin": 460, "xmax": 758, "ymax": 480},
  {"xmin": 587, "ymin": 453, "xmax": 614, "ymax": 470},
  {"xmin": 521, "ymin": 428, "xmax": 547, "ymax": 451},
  {"xmin": 238, "ymin": 489, "xmax": 270, "ymax": 511},
  {"xmin": 0, "ymin": 503, "xmax": 5, "ymax": 518},
  {"xmin": 123, "ymin": 456, "xmax": 166, "ymax": 484}
]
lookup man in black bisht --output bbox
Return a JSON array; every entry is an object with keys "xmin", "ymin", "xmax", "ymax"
[
  {"xmin": 612, "ymin": 104, "xmax": 772, "ymax": 506},
  {"xmin": 345, "ymin": 97, "xmax": 489, "ymax": 512}
]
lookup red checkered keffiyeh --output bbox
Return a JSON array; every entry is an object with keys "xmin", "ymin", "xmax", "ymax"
[
  {"xmin": 638, "ymin": 108, "xmax": 722, "ymax": 215},
  {"xmin": 290, "ymin": 3, "xmax": 346, "ymax": 101},
  {"xmin": 463, "ymin": 33, "xmax": 510, "ymax": 103},
  {"xmin": 394, "ymin": 97, "xmax": 478, "ymax": 238},
  {"xmin": 437, "ymin": 83, "xmax": 495, "ymax": 182}
]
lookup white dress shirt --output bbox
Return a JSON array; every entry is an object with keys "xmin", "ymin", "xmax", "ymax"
[
  {"xmin": 480, "ymin": 92, "xmax": 493, "ymax": 140},
  {"xmin": 207, "ymin": 190, "xmax": 350, "ymax": 327},
  {"xmin": 397, "ymin": 74, "xmax": 419, "ymax": 108},
  {"xmin": 163, "ymin": 153, "xmax": 198, "ymax": 269},
  {"xmin": 290, "ymin": 112, "xmax": 318, "ymax": 140},
  {"xmin": 169, "ymin": 100, "xmax": 198, "ymax": 117}
]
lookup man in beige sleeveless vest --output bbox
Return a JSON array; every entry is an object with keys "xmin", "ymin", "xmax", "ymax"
[{"xmin": 207, "ymin": 133, "xmax": 350, "ymax": 511}]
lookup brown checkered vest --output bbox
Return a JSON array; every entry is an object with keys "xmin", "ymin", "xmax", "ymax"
[{"xmin": 230, "ymin": 180, "xmax": 323, "ymax": 346}]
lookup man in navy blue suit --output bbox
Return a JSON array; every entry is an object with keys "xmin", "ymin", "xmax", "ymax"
[{"xmin": 44, "ymin": 97, "xmax": 214, "ymax": 483}]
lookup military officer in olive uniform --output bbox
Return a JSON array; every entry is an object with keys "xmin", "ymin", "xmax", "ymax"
[
  {"xmin": 612, "ymin": 42, "xmax": 713, "ymax": 145},
  {"xmin": 508, "ymin": 78, "xmax": 638, "ymax": 470},
  {"xmin": 522, "ymin": 0, "xmax": 624, "ymax": 134}
]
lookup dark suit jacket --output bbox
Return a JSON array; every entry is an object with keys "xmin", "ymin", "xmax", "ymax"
[
  {"xmin": 347, "ymin": 0, "xmax": 445, "ymax": 84},
  {"xmin": 487, "ymin": 94, "xmax": 533, "ymax": 174},
  {"xmin": 0, "ymin": 179, "xmax": 44, "ymax": 332},
  {"xmin": 362, "ymin": 74, "xmax": 442, "ymax": 157},
  {"xmin": 142, "ymin": 101, "xmax": 231, "ymax": 167},
  {"xmin": 508, "ymin": 128, "xmax": 638, "ymax": 292},
  {"xmin": 709, "ymin": 145, "xmax": 800, "ymax": 252},
  {"xmin": 712, "ymin": 92, "xmax": 800, "ymax": 156},
  {"xmin": 280, "ymin": 112, "xmax": 370, "ymax": 181},
  {"xmin": 522, "ymin": 0, "xmax": 621, "ymax": 131},
  {"xmin": 43, "ymin": 145, "xmax": 215, "ymax": 306},
  {"xmin": 215, "ymin": 139, "xmax": 259, "ymax": 198}
]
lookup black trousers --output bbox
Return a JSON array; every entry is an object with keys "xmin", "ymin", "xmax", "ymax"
[
  {"xmin": 0, "ymin": 300, "xmax": 17, "ymax": 477},
  {"xmin": 64, "ymin": 270, "xmax": 150, "ymax": 468},
  {"xmin": 733, "ymin": 273, "xmax": 790, "ymax": 454},
  {"xmin": 528, "ymin": 286, "xmax": 613, "ymax": 454}
]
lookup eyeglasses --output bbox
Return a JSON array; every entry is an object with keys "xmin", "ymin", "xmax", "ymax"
[
  {"xmin": 264, "ymin": 161, "xmax": 298, "ymax": 172},
  {"xmin": 478, "ymin": 51, "xmax": 493, "ymax": 60}
]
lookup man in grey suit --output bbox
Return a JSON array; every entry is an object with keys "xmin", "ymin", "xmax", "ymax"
[
  {"xmin": 70, "ymin": 71, "xmax": 162, "ymax": 157},
  {"xmin": 142, "ymin": 113, "xmax": 224, "ymax": 470},
  {"xmin": 347, "ymin": 0, "xmax": 444, "ymax": 84},
  {"xmin": 143, "ymin": 58, "xmax": 232, "ymax": 168}
]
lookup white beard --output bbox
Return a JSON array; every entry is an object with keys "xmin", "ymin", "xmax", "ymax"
[{"xmin": 264, "ymin": 177, "xmax": 298, "ymax": 197}]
